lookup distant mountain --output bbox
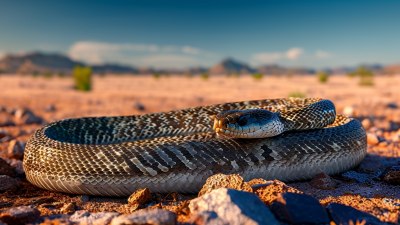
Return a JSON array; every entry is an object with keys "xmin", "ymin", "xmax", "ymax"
[
  {"xmin": 209, "ymin": 58, "xmax": 255, "ymax": 74},
  {"xmin": 0, "ymin": 52, "xmax": 138, "ymax": 75},
  {"xmin": 383, "ymin": 64, "xmax": 400, "ymax": 74},
  {"xmin": 257, "ymin": 64, "xmax": 288, "ymax": 75},
  {"xmin": 0, "ymin": 52, "xmax": 83, "ymax": 74}
]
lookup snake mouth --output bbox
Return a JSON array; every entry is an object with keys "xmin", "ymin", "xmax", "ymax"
[{"xmin": 213, "ymin": 118, "xmax": 259, "ymax": 138}]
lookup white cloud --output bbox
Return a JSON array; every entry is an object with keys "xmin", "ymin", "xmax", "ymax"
[
  {"xmin": 315, "ymin": 50, "xmax": 332, "ymax": 59},
  {"xmin": 251, "ymin": 47, "xmax": 304, "ymax": 64},
  {"xmin": 286, "ymin": 48, "xmax": 304, "ymax": 60},
  {"xmin": 68, "ymin": 41, "xmax": 210, "ymax": 68}
]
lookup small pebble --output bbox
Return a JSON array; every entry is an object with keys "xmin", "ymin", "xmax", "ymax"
[
  {"xmin": 361, "ymin": 118, "xmax": 373, "ymax": 130},
  {"xmin": 134, "ymin": 102, "xmax": 146, "ymax": 111},
  {"xmin": 310, "ymin": 173, "xmax": 337, "ymax": 190},
  {"xmin": 128, "ymin": 188, "xmax": 151, "ymax": 210},
  {"xmin": 381, "ymin": 166, "xmax": 400, "ymax": 185},
  {"xmin": 14, "ymin": 108, "xmax": 43, "ymax": 125},
  {"xmin": 45, "ymin": 104, "xmax": 57, "ymax": 112},
  {"xmin": 367, "ymin": 133, "xmax": 380, "ymax": 146},
  {"xmin": 60, "ymin": 202, "xmax": 76, "ymax": 214},
  {"xmin": 7, "ymin": 140, "xmax": 25, "ymax": 160},
  {"xmin": 343, "ymin": 106, "xmax": 355, "ymax": 117}
]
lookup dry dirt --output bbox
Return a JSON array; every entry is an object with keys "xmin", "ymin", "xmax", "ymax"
[{"xmin": 0, "ymin": 74, "xmax": 399, "ymax": 223}]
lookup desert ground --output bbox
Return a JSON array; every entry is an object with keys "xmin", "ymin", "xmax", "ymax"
[{"xmin": 0, "ymin": 74, "xmax": 400, "ymax": 224}]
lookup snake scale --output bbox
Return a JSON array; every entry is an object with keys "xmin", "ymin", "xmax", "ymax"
[{"xmin": 23, "ymin": 98, "xmax": 367, "ymax": 196}]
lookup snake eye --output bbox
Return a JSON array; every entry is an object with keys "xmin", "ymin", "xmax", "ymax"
[{"xmin": 237, "ymin": 117, "xmax": 248, "ymax": 126}]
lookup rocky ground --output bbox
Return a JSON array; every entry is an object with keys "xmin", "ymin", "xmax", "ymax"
[{"xmin": 0, "ymin": 74, "xmax": 399, "ymax": 224}]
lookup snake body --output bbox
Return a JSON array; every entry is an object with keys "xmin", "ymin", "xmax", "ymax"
[{"xmin": 23, "ymin": 98, "xmax": 367, "ymax": 196}]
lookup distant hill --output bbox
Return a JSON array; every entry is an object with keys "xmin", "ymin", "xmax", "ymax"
[
  {"xmin": 0, "ymin": 52, "xmax": 138, "ymax": 75},
  {"xmin": 209, "ymin": 58, "xmax": 255, "ymax": 74}
]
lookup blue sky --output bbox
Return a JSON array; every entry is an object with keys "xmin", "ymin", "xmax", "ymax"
[{"xmin": 0, "ymin": 0, "xmax": 399, "ymax": 68}]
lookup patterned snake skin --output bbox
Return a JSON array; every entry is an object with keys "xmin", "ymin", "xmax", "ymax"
[{"xmin": 23, "ymin": 98, "xmax": 367, "ymax": 196}]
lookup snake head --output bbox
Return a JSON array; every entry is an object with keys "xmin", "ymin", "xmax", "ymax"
[{"xmin": 213, "ymin": 109, "xmax": 284, "ymax": 138}]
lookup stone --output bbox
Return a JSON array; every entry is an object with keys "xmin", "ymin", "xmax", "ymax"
[
  {"xmin": 362, "ymin": 118, "xmax": 373, "ymax": 130},
  {"xmin": 343, "ymin": 106, "xmax": 355, "ymax": 117},
  {"xmin": 14, "ymin": 108, "xmax": 43, "ymax": 125},
  {"xmin": 198, "ymin": 174, "xmax": 252, "ymax": 196},
  {"xmin": 380, "ymin": 166, "xmax": 400, "ymax": 185},
  {"xmin": 0, "ymin": 175, "xmax": 18, "ymax": 192},
  {"xmin": 7, "ymin": 140, "xmax": 25, "ymax": 160},
  {"xmin": 270, "ymin": 192, "xmax": 330, "ymax": 224},
  {"xmin": 367, "ymin": 133, "xmax": 380, "ymax": 146},
  {"xmin": 327, "ymin": 203, "xmax": 384, "ymax": 225},
  {"xmin": 6, "ymin": 159, "xmax": 24, "ymax": 176},
  {"xmin": 70, "ymin": 210, "xmax": 120, "ymax": 225},
  {"xmin": 0, "ymin": 112, "xmax": 15, "ymax": 127},
  {"xmin": 0, "ymin": 158, "xmax": 16, "ymax": 177},
  {"xmin": 134, "ymin": 102, "xmax": 146, "ymax": 111},
  {"xmin": 45, "ymin": 104, "xmax": 57, "ymax": 112},
  {"xmin": 386, "ymin": 102, "xmax": 398, "ymax": 109},
  {"xmin": 189, "ymin": 188, "xmax": 279, "ymax": 225},
  {"xmin": 0, "ymin": 130, "xmax": 11, "ymax": 143},
  {"xmin": 0, "ymin": 205, "xmax": 40, "ymax": 225},
  {"xmin": 190, "ymin": 211, "xmax": 228, "ymax": 225},
  {"xmin": 341, "ymin": 170, "xmax": 374, "ymax": 183},
  {"xmin": 110, "ymin": 208, "xmax": 176, "ymax": 225},
  {"xmin": 128, "ymin": 188, "xmax": 151, "ymax": 210},
  {"xmin": 252, "ymin": 179, "xmax": 302, "ymax": 205},
  {"xmin": 310, "ymin": 173, "xmax": 337, "ymax": 190},
  {"xmin": 60, "ymin": 202, "xmax": 76, "ymax": 214}
]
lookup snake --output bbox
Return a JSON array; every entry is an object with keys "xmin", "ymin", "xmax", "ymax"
[{"xmin": 23, "ymin": 98, "xmax": 367, "ymax": 196}]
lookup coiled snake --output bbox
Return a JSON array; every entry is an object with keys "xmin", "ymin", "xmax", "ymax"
[{"xmin": 23, "ymin": 98, "xmax": 367, "ymax": 196}]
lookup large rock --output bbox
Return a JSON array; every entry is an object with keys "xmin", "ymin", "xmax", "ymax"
[
  {"xmin": 110, "ymin": 208, "xmax": 176, "ymax": 225},
  {"xmin": 327, "ymin": 203, "xmax": 384, "ymax": 225},
  {"xmin": 128, "ymin": 188, "xmax": 151, "ymax": 210},
  {"xmin": 0, "ymin": 158, "xmax": 16, "ymax": 177},
  {"xmin": 198, "ymin": 174, "xmax": 252, "ymax": 196},
  {"xmin": 380, "ymin": 165, "xmax": 400, "ymax": 185},
  {"xmin": 0, "ymin": 205, "xmax": 40, "ymax": 225},
  {"xmin": 7, "ymin": 140, "xmax": 25, "ymax": 160},
  {"xmin": 70, "ymin": 210, "xmax": 120, "ymax": 225},
  {"xmin": 270, "ymin": 192, "xmax": 330, "ymax": 224},
  {"xmin": 0, "ymin": 175, "xmax": 19, "ymax": 192},
  {"xmin": 189, "ymin": 188, "xmax": 279, "ymax": 225},
  {"xmin": 13, "ymin": 108, "xmax": 43, "ymax": 125}
]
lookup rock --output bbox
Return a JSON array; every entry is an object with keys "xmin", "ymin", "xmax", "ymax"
[
  {"xmin": 14, "ymin": 108, "xmax": 43, "ymax": 125},
  {"xmin": 310, "ymin": 173, "xmax": 337, "ymax": 190},
  {"xmin": 60, "ymin": 202, "xmax": 76, "ymax": 214},
  {"xmin": 189, "ymin": 188, "xmax": 279, "ymax": 225},
  {"xmin": 190, "ymin": 211, "xmax": 228, "ymax": 225},
  {"xmin": 343, "ymin": 106, "xmax": 355, "ymax": 117},
  {"xmin": 45, "ymin": 104, "xmax": 56, "ymax": 112},
  {"xmin": 367, "ymin": 133, "xmax": 380, "ymax": 146},
  {"xmin": 0, "ymin": 158, "xmax": 16, "ymax": 177},
  {"xmin": 327, "ymin": 203, "xmax": 384, "ymax": 225},
  {"xmin": 0, "ymin": 112, "xmax": 15, "ymax": 127},
  {"xmin": 386, "ymin": 102, "xmax": 398, "ymax": 109},
  {"xmin": 6, "ymin": 159, "xmax": 24, "ymax": 176},
  {"xmin": 198, "ymin": 174, "xmax": 252, "ymax": 196},
  {"xmin": 252, "ymin": 179, "xmax": 302, "ymax": 205},
  {"xmin": 110, "ymin": 208, "xmax": 176, "ymax": 225},
  {"xmin": 70, "ymin": 210, "xmax": 120, "ymax": 225},
  {"xmin": 0, "ymin": 175, "xmax": 18, "ymax": 192},
  {"xmin": 0, "ymin": 205, "xmax": 40, "ymax": 225},
  {"xmin": 134, "ymin": 102, "xmax": 146, "ymax": 111},
  {"xmin": 7, "ymin": 140, "xmax": 25, "ymax": 160},
  {"xmin": 0, "ymin": 130, "xmax": 12, "ymax": 143},
  {"xmin": 381, "ymin": 166, "xmax": 400, "ymax": 185},
  {"xmin": 270, "ymin": 192, "xmax": 330, "ymax": 224},
  {"xmin": 128, "ymin": 188, "xmax": 151, "ymax": 210},
  {"xmin": 362, "ymin": 118, "xmax": 373, "ymax": 130}
]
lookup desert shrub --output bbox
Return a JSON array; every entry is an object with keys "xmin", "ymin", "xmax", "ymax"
[
  {"xmin": 185, "ymin": 73, "xmax": 193, "ymax": 78},
  {"xmin": 200, "ymin": 73, "xmax": 209, "ymax": 80},
  {"xmin": 32, "ymin": 71, "xmax": 40, "ymax": 77},
  {"xmin": 288, "ymin": 91, "xmax": 306, "ymax": 98},
  {"xmin": 350, "ymin": 66, "xmax": 375, "ymax": 86},
  {"xmin": 42, "ymin": 71, "xmax": 54, "ymax": 79},
  {"xmin": 252, "ymin": 73, "xmax": 263, "ymax": 80},
  {"xmin": 73, "ymin": 66, "xmax": 92, "ymax": 91},
  {"xmin": 317, "ymin": 71, "xmax": 329, "ymax": 83},
  {"xmin": 57, "ymin": 72, "xmax": 66, "ymax": 78},
  {"xmin": 152, "ymin": 73, "xmax": 161, "ymax": 79}
]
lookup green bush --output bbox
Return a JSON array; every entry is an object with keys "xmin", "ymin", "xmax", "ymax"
[
  {"xmin": 43, "ymin": 71, "xmax": 54, "ymax": 79},
  {"xmin": 200, "ymin": 73, "xmax": 209, "ymax": 80},
  {"xmin": 152, "ymin": 73, "xmax": 161, "ymax": 79},
  {"xmin": 317, "ymin": 71, "xmax": 329, "ymax": 83},
  {"xmin": 73, "ymin": 66, "xmax": 92, "ymax": 91},
  {"xmin": 350, "ymin": 66, "xmax": 375, "ymax": 86},
  {"xmin": 252, "ymin": 73, "xmax": 263, "ymax": 80},
  {"xmin": 288, "ymin": 91, "xmax": 306, "ymax": 98}
]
